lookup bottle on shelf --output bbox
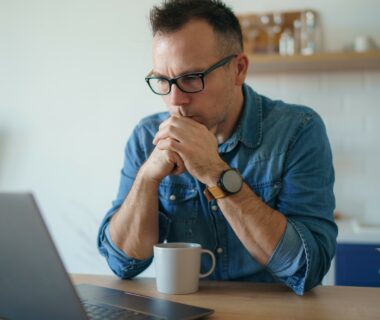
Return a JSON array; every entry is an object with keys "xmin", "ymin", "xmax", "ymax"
[
  {"xmin": 279, "ymin": 29, "xmax": 295, "ymax": 56},
  {"xmin": 293, "ymin": 19, "xmax": 302, "ymax": 54},
  {"xmin": 300, "ymin": 10, "xmax": 321, "ymax": 55}
]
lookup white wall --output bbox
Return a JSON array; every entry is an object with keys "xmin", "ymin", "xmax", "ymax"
[{"xmin": 1, "ymin": 0, "xmax": 379, "ymax": 276}]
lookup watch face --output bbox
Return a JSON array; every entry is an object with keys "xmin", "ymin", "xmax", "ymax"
[{"xmin": 221, "ymin": 169, "xmax": 243, "ymax": 194}]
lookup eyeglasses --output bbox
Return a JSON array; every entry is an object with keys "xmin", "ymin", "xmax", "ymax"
[{"xmin": 145, "ymin": 54, "xmax": 237, "ymax": 95}]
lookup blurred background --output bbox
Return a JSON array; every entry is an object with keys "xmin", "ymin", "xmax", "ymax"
[{"xmin": 1, "ymin": 0, "xmax": 379, "ymax": 284}]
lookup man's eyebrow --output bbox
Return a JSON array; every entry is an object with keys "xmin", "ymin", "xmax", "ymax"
[
  {"xmin": 148, "ymin": 67, "xmax": 205, "ymax": 78},
  {"xmin": 148, "ymin": 70, "xmax": 164, "ymax": 77}
]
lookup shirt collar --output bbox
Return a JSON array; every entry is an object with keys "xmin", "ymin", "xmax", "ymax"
[{"xmin": 218, "ymin": 83, "xmax": 263, "ymax": 154}]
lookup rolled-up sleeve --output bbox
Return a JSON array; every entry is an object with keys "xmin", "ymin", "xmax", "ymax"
[
  {"xmin": 97, "ymin": 119, "xmax": 166, "ymax": 278},
  {"xmin": 267, "ymin": 221, "xmax": 306, "ymax": 287},
  {"xmin": 98, "ymin": 221, "xmax": 153, "ymax": 278},
  {"xmin": 267, "ymin": 112, "xmax": 337, "ymax": 295}
]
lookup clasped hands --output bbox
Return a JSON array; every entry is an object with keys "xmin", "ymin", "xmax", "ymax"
[{"xmin": 142, "ymin": 114, "xmax": 226, "ymax": 186}]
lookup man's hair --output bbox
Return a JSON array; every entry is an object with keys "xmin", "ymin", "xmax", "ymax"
[{"xmin": 149, "ymin": 0, "xmax": 243, "ymax": 55}]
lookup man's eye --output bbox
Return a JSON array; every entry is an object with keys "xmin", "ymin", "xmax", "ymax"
[{"xmin": 181, "ymin": 75, "xmax": 200, "ymax": 83}]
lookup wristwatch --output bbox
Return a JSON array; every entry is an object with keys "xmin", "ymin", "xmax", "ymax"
[{"xmin": 204, "ymin": 168, "xmax": 243, "ymax": 201}]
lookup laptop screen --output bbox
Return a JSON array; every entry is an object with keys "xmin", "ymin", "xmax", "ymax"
[{"xmin": 0, "ymin": 193, "xmax": 213, "ymax": 320}]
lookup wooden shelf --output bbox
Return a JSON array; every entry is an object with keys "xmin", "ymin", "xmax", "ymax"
[{"xmin": 248, "ymin": 50, "xmax": 380, "ymax": 74}]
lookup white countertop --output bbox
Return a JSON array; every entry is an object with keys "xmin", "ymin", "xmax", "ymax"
[
  {"xmin": 322, "ymin": 218, "xmax": 380, "ymax": 285},
  {"xmin": 337, "ymin": 218, "xmax": 380, "ymax": 244}
]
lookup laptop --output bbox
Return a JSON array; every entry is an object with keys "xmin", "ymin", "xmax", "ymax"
[{"xmin": 0, "ymin": 193, "xmax": 214, "ymax": 320}]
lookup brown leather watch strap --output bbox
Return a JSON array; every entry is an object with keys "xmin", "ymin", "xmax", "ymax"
[{"xmin": 203, "ymin": 185, "xmax": 227, "ymax": 202}]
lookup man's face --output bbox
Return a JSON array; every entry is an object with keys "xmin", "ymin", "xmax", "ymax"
[{"xmin": 151, "ymin": 20, "xmax": 238, "ymax": 133}]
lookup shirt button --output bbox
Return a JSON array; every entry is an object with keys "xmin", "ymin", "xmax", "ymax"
[
  {"xmin": 211, "ymin": 205, "xmax": 218, "ymax": 211},
  {"xmin": 169, "ymin": 194, "xmax": 176, "ymax": 201},
  {"xmin": 217, "ymin": 247, "xmax": 223, "ymax": 254}
]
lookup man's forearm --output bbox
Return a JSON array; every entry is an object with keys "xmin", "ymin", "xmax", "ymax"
[
  {"xmin": 109, "ymin": 167, "xmax": 160, "ymax": 260},
  {"xmin": 218, "ymin": 183, "xmax": 287, "ymax": 265}
]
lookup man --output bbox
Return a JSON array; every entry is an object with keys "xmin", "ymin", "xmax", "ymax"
[{"xmin": 98, "ymin": 0, "xmax": 337, "ymax": 296}]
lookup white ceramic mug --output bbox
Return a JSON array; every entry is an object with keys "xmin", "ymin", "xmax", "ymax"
[{"xmin": 153, "ymin": 242, "xmax": 216, "ymax": 294}]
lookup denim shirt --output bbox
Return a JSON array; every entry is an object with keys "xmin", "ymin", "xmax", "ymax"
[{"xmin": 98, "ymin": 83, "xmax": 337, "ymax": 295}]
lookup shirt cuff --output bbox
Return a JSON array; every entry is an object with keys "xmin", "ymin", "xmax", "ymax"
[
  {"xmin": 267, "ymin": 221, "xmax": 306, "ymax": 278},
  {"xmin": 102, "ymin": 224, "xmax": 153, "ymax": 278},
  {"xmin": 105, "ymin": 225, "xmax": 135, "ymax": 261}
]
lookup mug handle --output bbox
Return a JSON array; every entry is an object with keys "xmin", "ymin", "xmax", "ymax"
[{"xmin": 199, "ymin": 249, "xmax": 216, "ymax": 278}]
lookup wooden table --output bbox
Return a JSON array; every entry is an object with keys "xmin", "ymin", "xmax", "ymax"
[{"xmin": 72, "ymin": 274, "xmax": 380, "ymax": 320}]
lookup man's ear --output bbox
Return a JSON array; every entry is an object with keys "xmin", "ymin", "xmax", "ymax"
[{"xmin": 234, "ymin": 53, "xmax": 249, "ymax": 86}]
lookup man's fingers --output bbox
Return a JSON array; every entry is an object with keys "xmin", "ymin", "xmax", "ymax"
[
  {"xmin": 153, "ymin": 125, "xmax": 182, "ymax": 145},
  {"xmin": 172, "ymin": 155, "xmax": 186, "ymax": 175},
  {"xmin": 154, "ymin": 114, "xmax": 202, "ymax": 145},
  {"xmin": 158, "ymin": 116, "xmax": 172, "ymax": 130},
  {"xmin": 172, "ymin": 165, "xmax": 186, "ymax": 175},
  {"xmin": 160, "ymin": 146, "xmax": 186, "ymax": 175},
  {"xmin": 156, "ymin": 137, "xmax": 181, "ymax": 153},
  {"xmin": 155, "ymin": 116, "xmax": 182, "ymax": 144}
]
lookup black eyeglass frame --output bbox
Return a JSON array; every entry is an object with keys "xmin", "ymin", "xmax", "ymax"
[{"xmin": 145, "ymin": 54, "xmax": 238, "ymax": 95}]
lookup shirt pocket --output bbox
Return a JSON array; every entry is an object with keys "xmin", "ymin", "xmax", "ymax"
[{"xmin": 158, "ymin": 183, "xmax": 199, "ymax": 242}]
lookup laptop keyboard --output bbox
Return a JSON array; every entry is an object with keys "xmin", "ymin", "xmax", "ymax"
[{"xmin": 82, "ymin": 301, "xmax": 165, "ymax": 320}]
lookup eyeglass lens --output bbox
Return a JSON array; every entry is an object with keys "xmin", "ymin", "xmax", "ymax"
[{"xmin": 149, "ymin": 74, "xmax": 203, "ymax": 95}]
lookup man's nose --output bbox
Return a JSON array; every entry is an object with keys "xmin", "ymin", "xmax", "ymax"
[{"xmin": 169, "ymin": 84, "xmax": 190, "ymax": 107}]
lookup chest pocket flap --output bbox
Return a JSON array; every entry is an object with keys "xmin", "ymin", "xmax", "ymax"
[
  {"xmin": 158, "ymin": 183, "xmax": 199, "ymax": 242},
  {"xmin": 158, "ymin": 183, "xmax": 199, "ymax": 220}
]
